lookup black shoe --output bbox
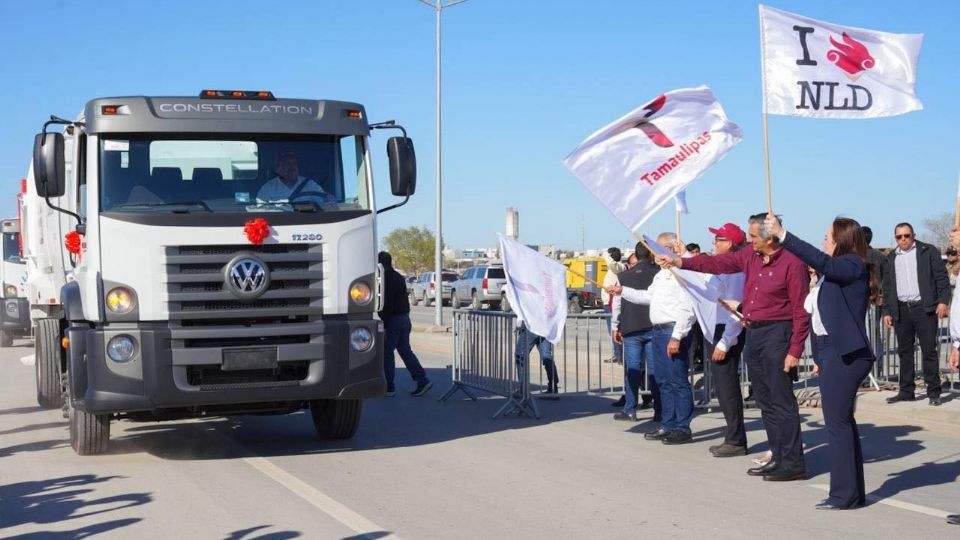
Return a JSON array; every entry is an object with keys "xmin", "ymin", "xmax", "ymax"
[
  {"xmin": 886, "ymin": 394, "xmax": 915, "ymax": 404},
  {"xmin": 763, "ymin": 468, "xmax": 807, "ymax": 482},
  {"xmin": 411, "ymin": 380, "xmax": 433, "ymax": 397},
  {"xmin": 613, "ymin": 412, "xmax": 637, "ymax": 422},
  {"xmin": 711, "ymin": 444, "xmax": 747, "ymax": 457},
  {"xmin": 947, "ymin": 514, "xmax": 960, "ymax": 525},
  {"xmin": 747, "ymin": 460, "xmax": 780, "ymax": 477},
  {"xmin": 638, "ymin": 400, "xmax": 653, "ymax": 410},
  {"xmin": 611, "ymin": 396, "xmax": 626, "ymax": 408},
  {"xmin": 929, "ymin": 396, "xmax": 942, "ymax": 406},
  {"xmin": 815, "ymin": 499, "xmax": 864, "ymax": 510},
  {"xmin": 644, "ymin": 429, "xmax": 669, "ymax": 441},
  {"xmin": 661, "ymin": 431, "xmax": 692, "ymax": 445}
]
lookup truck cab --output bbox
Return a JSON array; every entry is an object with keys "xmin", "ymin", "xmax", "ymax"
[
  {"xmin": 0, "ymin": 218, "xmax": 29, "ymax": 346},
  {"xmin": 26, "ymin": 90, "xmax": 416, "ymax": 454}
]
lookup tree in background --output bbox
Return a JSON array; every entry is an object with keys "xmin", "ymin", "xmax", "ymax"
[
  {"xmin": 921, "ymin": 211, "xmax": 952, "ymax": 251},
  {"xmin": 383, "ymin": 226, "xmax": 441, "ymax": 275}
]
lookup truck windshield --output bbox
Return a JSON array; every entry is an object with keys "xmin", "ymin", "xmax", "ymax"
[
  {"xmin": 2, "ymin": 232, "xmax": 23, "ymax": 264},
  {"xmin": 99, "ymin": 135, "xmax": 369, "ymax": 213}
]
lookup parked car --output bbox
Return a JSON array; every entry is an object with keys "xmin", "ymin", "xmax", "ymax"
[
  {"xmin": 450, "ymin": 264, "xmax": 507, "ymax": 310},
  {"xmin": 409, "ymin": 271, "xmax": 459, "ymax": 306}
]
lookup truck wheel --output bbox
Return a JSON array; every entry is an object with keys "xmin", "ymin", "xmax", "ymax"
[
  {"xmin": 568, "ymin": 296, "xmax": 583, "ymax": 314},
  {"xmin": 68, "ymin": 396, "xmax": 110, "ymax": 455},
  {"xmin": 35, "ymin": 318, "xmax": 63, "ymax": 409},
  {"xmin": 0, "ymin": 330, "xmax": 12, "ymax": 347},
  {"xmin": 500, "ymin": 294, "xmax": 511, "ymax": 313},
  {"xmin": 409, "ymin": 291, "xmax": 419, "ymax": 306},
  {"xmin": 310, "ymin": 399, "xmax": 362, "ymax": 439},
  {"xmin": 471, "ymin": 291, "xmax": 482, "ymax": 310},
  {"xmin": 450, "ymin": 291, "xmax": 459, "ymax": 308}
]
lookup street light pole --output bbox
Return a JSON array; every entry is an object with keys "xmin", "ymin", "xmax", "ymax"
[{"xmin": 418, "ymin": 0, "xmax": 468, "ymax": 328}]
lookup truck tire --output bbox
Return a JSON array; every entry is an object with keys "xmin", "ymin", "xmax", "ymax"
[
  {"xmin": 310, "ymin": 399, "xmax": 362, "ymax": 439},
  {"xmin": 568, "ymin": 296, "xmax": 583, "ymax": 314},
  {"xmin": 471, "ymin": 291, "xmax": 482, "ymax": 310},
  {"xmin": 35, "ymin": 318, "xmax": 63, "ymax": 409},
  {"xmin": 500, "ymin": 293, "xmax": 511, "ymax": 313},
  {"xmin": 0, "ymin": 329, "xmax": 12, "ymax": 347},
  {"xmin": 409, "ymin": 291, "xmax": 419, "ymax": 306},
  {"xmin": 68, "ymin": 396, "xmax": 110, "ymax": 455},
  {"xmin": 450, "ymin": 291, "xmax": 459, "ymax": 308}
]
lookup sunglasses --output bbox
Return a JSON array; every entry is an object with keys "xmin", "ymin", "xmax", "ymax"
[{"xmin": 895, "ymin": 234, "xmax": 913, "ymax": 240}]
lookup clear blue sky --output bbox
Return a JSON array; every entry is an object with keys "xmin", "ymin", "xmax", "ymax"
[{"xmin": 1, "ymin": 1, "xmax": 956, "ymax": 251}]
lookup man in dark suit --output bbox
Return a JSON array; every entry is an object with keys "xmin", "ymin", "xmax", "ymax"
[{"xmin": 881, "ymin": 223, "xmax": 950, "ymax": 406}]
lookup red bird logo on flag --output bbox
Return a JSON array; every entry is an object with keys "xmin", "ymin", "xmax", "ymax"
[{"xmin": 827, "ymin": 33, "xmax": 875, "ymax": 80}]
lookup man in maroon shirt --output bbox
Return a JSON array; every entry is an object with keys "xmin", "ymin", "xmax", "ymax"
[{"xmin": 655, "ymin": 212, "xmax": 810, "ymax": 481}]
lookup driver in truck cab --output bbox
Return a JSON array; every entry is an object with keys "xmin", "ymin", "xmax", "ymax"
[{"xmin": 256, "ymin": 150, "xmax": 337, "ymax": 204}]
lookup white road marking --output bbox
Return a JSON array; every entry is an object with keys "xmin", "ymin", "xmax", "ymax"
[
  {"xmin": 244, "ymin": 456, "xmax": 402, "ymax": 540},
  {"xmin": 810, "ymin": 484, "xmax": 952, "ymax": 519},
  {"xmin": 19, "ymin": 354, "xmax": 35, "ymax": 366}
]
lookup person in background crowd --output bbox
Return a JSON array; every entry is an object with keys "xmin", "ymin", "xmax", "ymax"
[
  {"xmin": 611, "ymin": 246, "xmax": 659, "ymax": 419},
  {"xmin": 945, "ymin": 247, "xmax": 960, "ymax": 286},
  {"xmin": 947, "ymin": 227, "xmax": 960, "ymax": 526},
  {"xmin": 700, "ymin": 223, "xmax": 748, "ymax": 458},
  {"xmin": 862, "ymin": 226, "xmax": 887, "ymax": 303},
  {"xmin": 765, "ymin": 215, "xmax": 875, "ymax": 510},
  {"xmin": 686, "ymin": 243, "xmax": 701, "ymax": 256},
  {"xmin": 608, "ymin": 233, "xmax": 696, "ymax": 444},
  {"xmin": 881, "ymin": 222, "xmax": 950, "ymax": 406},
  {"xmin": 515, "ymin": 320, "xmax": 560, "ymax": 396},
  {"xmin": 378, "ymin": 251, "xmax": 432, "ymax": 397},
  {"xmin": 657, "ymin": 213, "xmax": 810, "ymax": 481},
  {"xmin": 602, "ymin": 247, "xmax": 625, "ymax": 364}
]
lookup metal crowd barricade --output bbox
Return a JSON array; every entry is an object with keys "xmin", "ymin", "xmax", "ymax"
[{"xmin": 440, "ymin": 309, "xmax": 541, "ymax": 419}]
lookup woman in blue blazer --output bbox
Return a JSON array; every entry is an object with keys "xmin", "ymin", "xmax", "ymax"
[{"xmin": 765, "ymin": 214, "xmax": 876, "ymax": 510}]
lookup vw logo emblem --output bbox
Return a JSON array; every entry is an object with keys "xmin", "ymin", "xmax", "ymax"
[{"xmin": 224, "ymin": 254, "xmax": 270, "ymax": 300}]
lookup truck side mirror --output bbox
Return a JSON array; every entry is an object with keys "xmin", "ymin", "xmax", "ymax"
[
  {"xmin": 32, "ymin": 132, "xmax": 66, "ymax": 198},
  {"xmin": 387, "ymin": 137, "xmax": 416, "ymax": 197}
]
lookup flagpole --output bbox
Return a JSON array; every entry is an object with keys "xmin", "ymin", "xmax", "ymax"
[
  {"xmin": 565, "ymin": 267, "xmax": 602, "ymax": 288},
  {"xmin": 675, "ymin": 205, "xmax": 681, "ymax": 245},
  {"xmin": 955, "ymin": 173, "xmax": 960, "ymax": 229},
  {"xmin": 759, "ymin": 7, "xmax": 773, "ymax": 214}
]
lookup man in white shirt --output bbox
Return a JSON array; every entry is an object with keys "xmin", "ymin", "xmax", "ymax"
[
  {"xmin": 607, "ymin": 232, "xmax": 697, "ymax": 445},
  {"xmin": 256, "ymin": 151, "xmax": 336, "ymax": 204},
  {"xmin": 948, "ymin": 228, "xmax": 960, "ymax": 526}
]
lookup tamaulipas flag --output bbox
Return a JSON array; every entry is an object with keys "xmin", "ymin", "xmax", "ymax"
[
  {"xmin": 499, "ymin": 234, "xmax": 568, "ymax": 344},
  {"xmin": 642, "ymin": 235, "xmax": 724, "ymax": 344},
  {"xmin": 759, "ymin": 4, "xmax": 923, "ymax": 119},
  {"xmin": 562, "ymin": 86, "xmax": 741, "ymax": 232}
]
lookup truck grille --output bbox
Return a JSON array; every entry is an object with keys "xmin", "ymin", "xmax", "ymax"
[{"xmin": 164, "ymin": 243, "xmax": 323, "ymax": 349}]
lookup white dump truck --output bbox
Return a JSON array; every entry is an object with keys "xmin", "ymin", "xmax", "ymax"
[
  {"xmin": 25, "ymin": 90, "xmax": 416, "ymax": 454},
  {"xmin": 1, "ymin": 215, "xmax": 29, "ymax": 346}
]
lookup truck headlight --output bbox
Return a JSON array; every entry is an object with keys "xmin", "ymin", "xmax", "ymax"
[
  {"xmin": 350, "ymin": 327, "xmax": 374, "ymax": 352},
  {"xmin": 4, "ymin": 284, "xmax": 16, "ymax": 297},
  {"xmin": 107, "ymin": 335, "xmax": 137, "ymax": 362},
  {"xmin": 106, "ymin": 287, "xmax": 135, "ymax": 314},
  {"xmin": 349, "ymin": 282, "xmax": 372, "ymax": 305}
]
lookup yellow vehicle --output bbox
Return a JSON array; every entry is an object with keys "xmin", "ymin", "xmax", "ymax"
[{"xmin": 562, "ymin": 257, "xmax": 607, "ymax": 313}]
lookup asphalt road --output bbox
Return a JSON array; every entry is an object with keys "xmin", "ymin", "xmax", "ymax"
[{"xmin": 2, "ymin": 333, "xmax": 959, "ymax": 539}]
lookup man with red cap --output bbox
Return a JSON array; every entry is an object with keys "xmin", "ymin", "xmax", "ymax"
[{"xmin": 702, "ymin": 223, "xmax": 749, "ymax": 458}]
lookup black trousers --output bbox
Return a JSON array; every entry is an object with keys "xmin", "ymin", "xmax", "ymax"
[
  {"xmin": 893, "ymin": 303, "xmax": 940, "ymax": 398},
  {"xmin": 814, "ymin": 334, "xmax": 873, "ymax": 507},
  {"xmin": 743, "ymin": 321, "xmax": 805, "ymax": 471},
  {"xmin": 703, "ymin": 324, "xmax": 746, "ymax": 446}
]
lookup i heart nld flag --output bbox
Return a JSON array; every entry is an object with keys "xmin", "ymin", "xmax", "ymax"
[
  {"xmin": 562, "ymin": 86, "xmax": 741, "ymax": 233},
  {"xmin": 759, "ymin": 4, "xmax": 923, "ymax": 119},
  {"xmin": 499, "ymin": 234, "xmax": 568, "ymax": 344}
]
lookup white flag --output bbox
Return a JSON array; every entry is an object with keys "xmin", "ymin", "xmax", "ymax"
[
  {"xmin": 562, "ymin": 86, "xmax": 741, "ymax": 232},
  {"xmin": 760, "ymin": 5, "xmax": 923, "ymax": 119},
  {"xmin": 642, "ymin": 235, "xmax": 723, "ymax": 344},
  {"xmin": 499, "ymin": 234, "xmax": 568, "ymax": 344}
]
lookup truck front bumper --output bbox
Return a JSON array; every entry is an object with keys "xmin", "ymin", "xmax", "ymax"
[
  {"xmin": 67, "ymin": 318, "xmax": 385, "ymax": 414},
  {"xmin": 1, "ymin": 298, "xmax": 29, "ymax": 332}
]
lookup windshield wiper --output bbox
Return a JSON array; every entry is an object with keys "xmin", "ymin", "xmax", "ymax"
[{"xmin": 113, "ymin": 200, "xmax": 213, "ymax": 212}]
